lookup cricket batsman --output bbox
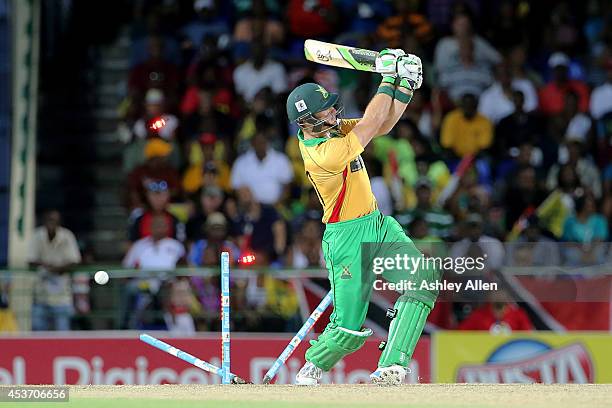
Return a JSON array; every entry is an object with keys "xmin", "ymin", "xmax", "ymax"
[{"xmin": 286, "ymin": 49, "xmax": 439, "ymax": 385}]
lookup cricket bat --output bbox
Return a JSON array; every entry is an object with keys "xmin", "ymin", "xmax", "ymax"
[{"xmin": 304, "ymin": 39, "xmax": 394, "ymax": 74}]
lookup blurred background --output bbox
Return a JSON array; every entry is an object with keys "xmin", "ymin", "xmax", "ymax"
[{"xmin": 0, "ymin": 0, "xmax": 610, "ymax": 385}]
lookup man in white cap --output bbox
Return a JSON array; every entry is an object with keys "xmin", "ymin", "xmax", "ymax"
[
  {"xmin": 132, "ymin": 88, "xmax": 179, "ymax": 141},
  {"xmin": 539, "ymin": 52, "xmax": 589, "ymax": 115}
]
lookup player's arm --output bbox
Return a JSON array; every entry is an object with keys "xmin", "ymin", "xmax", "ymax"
[
  {"xmin": 351, "ymin": 82, "xmax": 395, "ymax": 147},
  {"xmin": 376, "ymin": 85, "xmax": 413, "ymax": 136},
  {"xmin": 351, "ymin": 49, "xmax": 403, "ymax": 147}
]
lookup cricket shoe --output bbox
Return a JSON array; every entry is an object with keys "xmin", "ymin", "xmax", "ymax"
[
  {"xmin": 369, "ymin": 365, "xmax": 407, "ymax": 386},
  {"xmin": 295, "ymin": 361, "xmax": 322, "ymax": 386}
]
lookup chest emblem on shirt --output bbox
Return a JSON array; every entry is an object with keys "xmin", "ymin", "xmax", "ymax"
[{"xmin": 350, "ymin": 155, "xmax": 365, "ymax": 173}]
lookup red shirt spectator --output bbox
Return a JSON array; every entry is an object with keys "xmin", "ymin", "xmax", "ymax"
[
  {"xmin": 129, "ymin": 209, "xmax": 184, "ymax": 242},
  {"xmin": 133, "ymin": 89, "xmax": 179, "ymax": 141},
  {"xmin": 128, "ymin": 179, "xmax": 185, "ymax": 242},
  {"xmin": 458, "ymin": 303, "xmax": 534, "ymax": 331},
  {"xmin": 181, "ymin": 84, "xmax": 233, "ymax": 117},
  {"xmin": 539, "ymin": 52, "xmax": 590, "ymax": 115},
  {"xmin": 287, "ymin": 0, "xmax": 337, "ymax": 38}
]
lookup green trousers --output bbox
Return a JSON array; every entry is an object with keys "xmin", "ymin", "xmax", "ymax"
[
  {"xmin": 321, "ymin": 209, "xmax": 436, "ymax": 329},
  {"xmin": 305, "ymin": 210, "xmax": 439, "ymax": 370}
]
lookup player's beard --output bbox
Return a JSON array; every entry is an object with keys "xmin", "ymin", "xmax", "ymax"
[
  {"xmin": 298, "ymin": 103, "xmax": 345, "ymax": 138},
  {"xmin": 320, "ymin": 117, "xmax": 339, "ymax": 138},
  {"xmin": 311, "ymin": 104, "xmax": 344, "ymax": 137}
]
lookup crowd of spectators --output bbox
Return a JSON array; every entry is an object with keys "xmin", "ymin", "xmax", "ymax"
[
  {"xmin": 7, "ymin": 0, "xmax": 609, "ymax": 333},
  {"xmin": 113, "ymin": 0, "xmax": 612, "ymax": 333}
]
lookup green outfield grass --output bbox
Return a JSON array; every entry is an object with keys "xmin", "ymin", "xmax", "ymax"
[{"xmin": 4, "ymin": 384, "xmax": 612, "ymax": 408}]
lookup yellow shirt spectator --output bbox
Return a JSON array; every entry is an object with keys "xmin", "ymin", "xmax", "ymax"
[
  {"xmin": 441, "ymin": 103, "xmax": 493, "ymax": 157},
  {"xmin": 0, "ymin": 309, "xmax": 18, "ymax": 332},
  {"xmin": 264, "ymin": 276, "xmax": 299, "ymax": 319},
  {"xmin": 182, "ymin": 133, "xmax": 231, "ymax": 193}
]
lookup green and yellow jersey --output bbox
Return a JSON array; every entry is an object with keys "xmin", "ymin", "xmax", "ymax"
[{"xmin": 298, "ymin": 119, "xmax": 377, "ymax": 224}]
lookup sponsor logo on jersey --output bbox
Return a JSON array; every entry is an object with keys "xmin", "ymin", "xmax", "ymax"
[{"xmin": 350, "ymin": 155, "xmax": 365, "ymax": 173}]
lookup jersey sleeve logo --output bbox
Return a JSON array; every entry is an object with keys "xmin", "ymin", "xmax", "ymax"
[{"xmin": 350, "ymin": 155, "xmax": 365, "ymax": 173}]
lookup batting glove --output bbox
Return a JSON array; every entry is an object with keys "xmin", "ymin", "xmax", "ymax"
[
  {"xmin": 396, "ymin": 54, "xmax": 423, "ymax": 90},
  {"xmin": 376, "ymin": 48, "xmax": 406, "ymax": 80}
]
